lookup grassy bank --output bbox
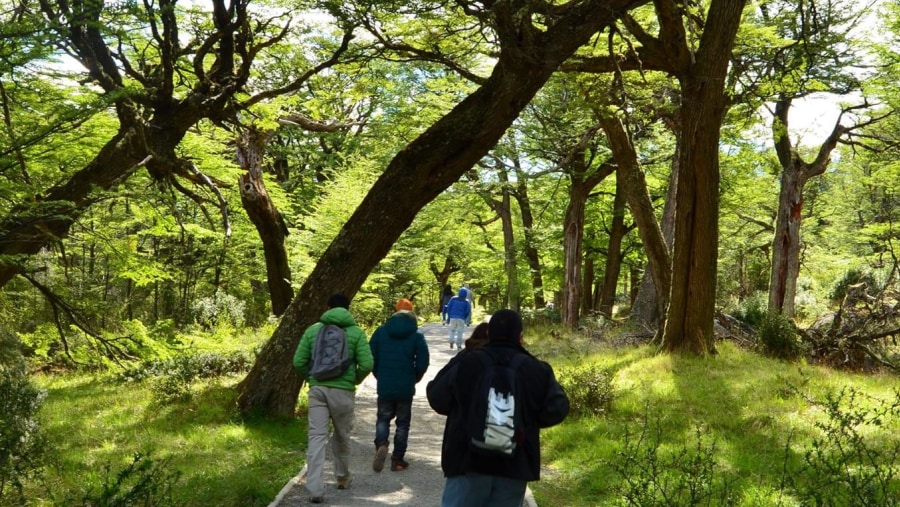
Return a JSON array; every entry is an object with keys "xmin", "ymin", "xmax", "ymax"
[
  {"xmin": 24, "ymin": 328, "xmax": 900, "ymax": 506},
  {"xmin": 529, "ymin": 334, "xmax": 900, "ymax": 506},
  {"xmin": 22, "ymin": 326, "xmax": 306, "ymax": 507},
  {"xmin": 31, "ymin": 373, "xmax": 304, "ymax": 506}
]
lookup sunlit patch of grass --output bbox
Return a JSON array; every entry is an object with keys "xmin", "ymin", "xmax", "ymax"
[
  {"xmin": 534, "ymin": 340, "xmax": 900, "ymax": 506},
  {"xmin": 32, "ymin": 373, "xmax": 305, "ymax": 507}
]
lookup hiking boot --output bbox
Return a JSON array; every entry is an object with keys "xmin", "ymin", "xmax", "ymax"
[
  {"xmin": 336, "ymin": 474, "xmax": 352, "ymax": 490},
  {"xmin": 390, "ymin": 458, "xmax": 409, "ymax": 472},
  {"xmin": 449, "ymin": 343, "xmax": 454, "ymax": 349},
  {"xmin": 373, "ymin": 443, "xmax": 389, "ymax": 473},
  {"xmin": 309, "ymin": 496, "xmax": 324, "ymax": 504}
]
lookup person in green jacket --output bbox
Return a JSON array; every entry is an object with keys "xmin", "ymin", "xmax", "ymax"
[{"xmin": 293, "ymin": 293, "xmax": 374, "ymax": 504}]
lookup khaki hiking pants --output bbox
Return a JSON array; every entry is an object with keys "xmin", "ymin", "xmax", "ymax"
[{"xmin": 306, "ymin": 385, "xmax": 355, "ymax": 498}]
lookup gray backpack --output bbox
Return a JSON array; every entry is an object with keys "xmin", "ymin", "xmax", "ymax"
[{"xmin": 308, "ymin": 323, "xmax": 351, "ymax": 381}]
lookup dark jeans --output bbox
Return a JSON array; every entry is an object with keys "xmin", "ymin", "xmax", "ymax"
[
  {"xmin": 441, "ymin": 472, "xmax": 527, "ymax": 507},
  {"xmin": 374, "ymin": 397, "xmax": 412, "ymax": 459}
]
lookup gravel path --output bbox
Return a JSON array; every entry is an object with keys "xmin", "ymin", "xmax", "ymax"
[{"xmin": 267, "ymin": 322, "xmax": 538, "ymax": 507}]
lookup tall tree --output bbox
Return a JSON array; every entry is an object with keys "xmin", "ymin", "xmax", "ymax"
[
  {"xmin": 599, "ymin": 113, "xmax": 672, "ymax": 327},
  {"xmin": 561, "ymin": 150, "xmax": 615, "ymax": 327},
  {"xmin": 754, "ymin": 0, "xmax": 883, "ymax": 317},
  {"xmin": 476, "ymin": 164, "xmax": 521, "ymax": 310},
  {"xmin": 512, "ymin": 159, "xmax": 547, "ymax": 308},
  {"xmin": 235, "ymin": 128, "xmax": 293, "ymax": 316},
  {"xmin": 237, "ymin": 0, "xmax": 650, "ymax": 417},
  {"xmin": 659, "ymin": 0, "xmax": 747, "ymax": 354},
  {"xmin": 0, "ymin": 0, "xmax": 353, "ymax": 289},
  {"xmin": 561, "ymin": 0, "xmax": 747, "ymax": 350},
  {"xmin": 597, "ymin": 170, "xmax": 629, "ymax": 317}
]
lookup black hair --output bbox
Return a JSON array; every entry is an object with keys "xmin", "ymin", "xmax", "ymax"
[{"xmin": 327, "ymin": 293, "xmax": 351, "ymax": 309}]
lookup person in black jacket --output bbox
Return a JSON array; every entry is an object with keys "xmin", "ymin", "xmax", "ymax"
[
  {"xmin": 439, "ymin": 284, "xmax": 454, "ymax": 320},
  {"xmin": 426, "ymin": 309, "xmax": 569, "ymax": 507}
]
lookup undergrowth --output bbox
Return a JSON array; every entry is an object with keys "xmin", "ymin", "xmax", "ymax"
[{"xmin": 535, "ymin": 341, "xmax": 900, "ymax": 506}]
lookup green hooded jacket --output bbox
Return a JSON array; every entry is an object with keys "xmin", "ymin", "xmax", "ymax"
[{"xmin": 293, "ymin": 307, "xmax": 374, "ymax": 391}]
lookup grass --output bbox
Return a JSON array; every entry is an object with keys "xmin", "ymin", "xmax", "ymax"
[
  {"xmin": 526, "ymin": 329, "xmax": 900, "ymax": 506},
  {"xmin": 19, "ymin": 324, "xmax": 900, "ymax": 506},
  {"xmin": 20, "ymin": 324, "xmax": 308, "ymax": 506},
  {"xmin": 30, "ymin": 372, "xmax": 306, "ymax": 506}
]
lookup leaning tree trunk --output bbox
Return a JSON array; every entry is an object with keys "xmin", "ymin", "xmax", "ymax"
[
  {"xmin": 236, "ymin": 128, "xmax": 293, "ymax": 316},
  {"xmin": 631, "ymin": 149, "xmax": 677, "ymax": 329},
  {"xmin": 661, "ymin": 0, "xmax": 746, "ymax": 355},
  {"xmin": 598, "ymin": 172, "xmax": 627, "ymax": 317},
  {"xmin": 513, "ymin": 169, "xmax": 546, "ymax": 308},
  {"xmin": 0, "ymin": 130, "xmax": 148, "ymax": 287},
  {"xmin": 600, "ymin": 115, "xmax": 672, "ymax": 327},
  {"xmin": 236, "ymin": 0, "xmax": 647, "ymax": 417},
  {"xmin": 0, "ymin": 0, "xmax": 329, "ymax": 290}
]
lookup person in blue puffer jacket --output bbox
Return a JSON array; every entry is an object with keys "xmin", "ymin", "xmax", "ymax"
[
  {"xmin": 442, "ymin": 287, "xmax": 472, "ymax": 349},
  {"xmin": 369, "ymin": 298, "xmax": 430, "ymax": 473}
]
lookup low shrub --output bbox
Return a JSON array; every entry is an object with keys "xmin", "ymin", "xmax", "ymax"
[
  {"xmin": 118, "ymin": 351, "xmax": 255, "ymax": 403},
  {"xmin": 73, "ymin": 452, "xmax": 182, "ymax": 507},
  {"xmin": 557, "ymin": 364, "xmax": 615, "ymax": 418},
  {"xmin": 192, "ymin": 292, "xmax": 246, "ymax": 330},
  {"xmin": 732, "ymin": 291, "xmax": 767, "ymax": 328},
  {"xmin": 0, "ymin": 330, "xmax": 46, "ymax": 506},
  {"xmin": 120, "ymin": 351, "xmax": 255, "ymax": 384},
  {"xmin": 520, "ymin": 306, "xmax": 561, "ymax": 326},
  {"xmin": 607, "ymin": 409, "xmax": 738, "ymax": 506},
  {"xmin": 829, "ymin": 268, "xmax": 879, "ymax": 303},
  {"xmin": 784, "ymin": 387, "xmax": 900, "ymax": 506},
  {"xmin": 757, "ymin": 312, "xmax": 804, "ymax": 360}
]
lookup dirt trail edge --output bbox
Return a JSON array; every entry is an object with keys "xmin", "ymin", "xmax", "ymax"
[{"xmin": 268, "ymin": 322, "xmax": 538, "ymax": 507}]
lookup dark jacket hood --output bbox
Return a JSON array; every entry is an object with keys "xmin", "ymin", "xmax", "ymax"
[{"xmin": 384, "ymin": 311, "xmax": 418, "ymax": 338}]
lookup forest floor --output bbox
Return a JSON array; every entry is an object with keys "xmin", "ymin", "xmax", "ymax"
[{"xmin": 267, "ymin": 322, "xmax": 538, "ymax": 507}]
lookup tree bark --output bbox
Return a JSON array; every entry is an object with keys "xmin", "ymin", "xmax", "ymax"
[
  {"xmin": 631, "ymin": 161, "xmax": 677, "ymax": 328},
  {"xmin": 562, "ymin": 158, "xmax": 614, "ymax": 328},
  {"xmin": 582, "ymin": 254, "xmax": 597, "ymax": 314},
  {"xmin": 600, "ymin": 115, "xmax": 672, "ymax": 325},
  {"xmin": 598, "ymin": 172, "xmax": 627, "ymax": 317},
  {"xmin": 497, "ymin": 170, "xmax": 520, "ymax": 311},
  {"xmin": 562, "ymin": 182, "xmax": 586, "ymax": 328},
  {"xmin": 767, "ymin": 98, "xmax": 845, "ymax": 318},
  {"xmin": 660, "ymin": 0, "xmax": 747, "ymax": 354},
  {"xmin": 513, "ymin": 166, "xmax": 546, "ymax": 308},
  {"xmin": 236, "ymin": 128, "xmax": 293, "ymax": 316},
  {"xmin": 237, "ymin": 0, "xmax": 651, "ymax": 417}
]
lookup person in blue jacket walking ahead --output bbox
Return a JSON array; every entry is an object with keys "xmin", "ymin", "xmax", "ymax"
[{"xmin": 442, "ymin": 287, "xmax": 472, "ymax": 349}]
